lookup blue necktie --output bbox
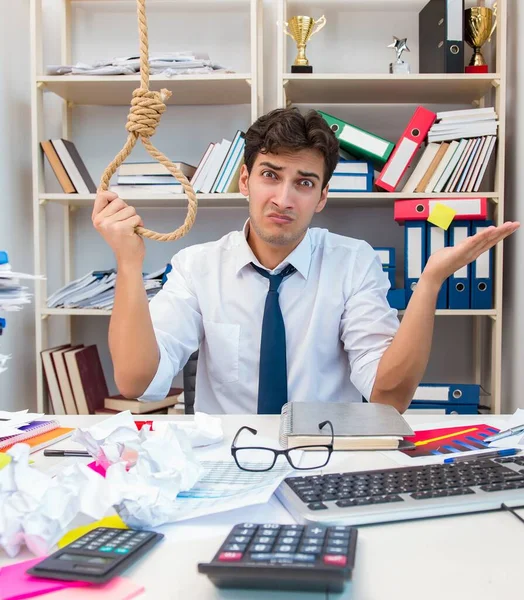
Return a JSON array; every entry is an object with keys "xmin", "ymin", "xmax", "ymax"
[{"xmin": 251, "ymin": 262, "xmax": 297, "ymax": 414}]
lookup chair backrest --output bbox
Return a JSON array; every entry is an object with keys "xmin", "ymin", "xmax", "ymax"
[{"xmin": 182, "ymin": 350, "xmax": 198, "ymax": 415}]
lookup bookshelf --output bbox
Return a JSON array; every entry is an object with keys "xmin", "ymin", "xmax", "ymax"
[
  {"xmin": 276, "ymin": 0, "xmax": 507, "ymax": 413},
  {"xmin": 30, "ymin": 0, "xmax": 263, "ymax": 412}
]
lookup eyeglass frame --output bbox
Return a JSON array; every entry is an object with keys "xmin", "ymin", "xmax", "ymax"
[{"xmin": 231, "ymin": 420, "xmax": 334, "ymax": 472}]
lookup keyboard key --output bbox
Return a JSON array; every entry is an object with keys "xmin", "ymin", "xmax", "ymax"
[
  {"xmin": 305, "ymin": 526, "xmax": 327, "ymax": 537},
  {"xmin": 224, "ymin": 543, "xmax": 248, "ymax": 552},
  {"xmin": 219, "ymin": 552, "xmax": 243, "ymax": 562},
  {"xmin": 279, "ymin": 530, "xmax": 301, "ymax": 539},
  {"xmin": 301, "ymin": 537, "xmax": 323, "ymax": 546},
  {"xmin": 323, "ymin": 554, "xmax": 348, "ymax": 567},
  {"xmin": 253, "ymin": 536, "xmax": 274, "ymax": 545},
  {"xmin": 258, "ymin": 529, "xmax": 279, "ymax": 538},
  {"xmin": 232, "ymin": 528, "xmax": 255, "ymax": 537},
  {"xmin": 275, "ymin": 544, "xmax": 298, "ymax": 553},
  {"xmin": 325, "ymin": 546, "xmax": 347, "ymax": 555},
  {"xmin": 230, "ymin": 536, "xmax": 250, "ymax": 544},
  {"xmin": 251, "ymin": 544, "xmax": 272, "ymax": 552},
  {"xmin": 280, "ymin": 536, "xmax": 299, "ymax": 544},
  {"xmin": 299, "ymin": 544, "xmax": 322, "ymax": 554}
]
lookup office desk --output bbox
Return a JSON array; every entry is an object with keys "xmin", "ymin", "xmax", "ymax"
[{"xmin": 0, "ymin": 414, "xmax": 522, "ymax": 599}]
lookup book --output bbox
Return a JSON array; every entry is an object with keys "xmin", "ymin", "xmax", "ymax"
[
  {"xmin": 53, "ymin": 344, "xmax": 84, "ymax": 414},
  {"xmin": 401, "ymin": 143, "xmax": 439, "ymax": 193},
  {"xmin": 41, "ymin": 344, "xmax": 71, "ymax": 415},
  {"xmin": 50, "ymin": 139, "xmax": 97, "ymax": 194},
  {"xmin": 64, "ymin": 345, "xmax": 109, "ymax": 414},
  {"xmin": 415, "ymin": 142, "xmax": 449, "ymax": 193},
  {"xmin": 41, "ymin": 140, "xmax": 76, "ymax": 193},
  {"xmin": 0, "ymin": 421, "xmax": 74, "ymax": 453},
  {"xmin": 279, "ymin": 402, "xmax": 414, "ymax": 451},
  {"xmin": 104, "ymin": 387, "xmax": 183, "ymax": 413},
  {"xmin": 118, "ymin": 161, "xmax": 196, "ymax": 178}
]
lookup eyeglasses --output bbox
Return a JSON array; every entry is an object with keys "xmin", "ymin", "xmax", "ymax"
[{"xmin": 231, "ymin": 420, "xmax": 334, "ymax": 472}]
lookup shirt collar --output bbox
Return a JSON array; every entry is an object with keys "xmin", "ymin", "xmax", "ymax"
[{"xmin": 235, "ymin": 219, "xmax": 312, "ymax": 280}]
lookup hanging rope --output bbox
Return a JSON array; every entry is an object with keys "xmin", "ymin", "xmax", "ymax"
[{"xmin": 98, "ymin": 0, "xmax": 197, "ymax": 242}]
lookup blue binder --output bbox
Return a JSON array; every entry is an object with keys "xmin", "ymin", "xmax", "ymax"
[
  {"xmin": 471, "ymin": 219, "xmax": 494, "ymax": 309},
  {"xmin": 412, "ymin": 383, "xmax": 480, "ymax": 405},
  {"xmin": 387, "ymin": 289, "xmax": 406, "ymax": 310},
  {"xmin": 374, "ymin": 247, "xmax": 396, "ymax": 287},
  {"xmin": 408, "ymin": 401, "xmax": 478, "ymax": 415},
  {"xmin": 404, "ymin": 221, "xmax": 427, "ymax": 302},
  {"xmin": 426, "ymin": 224, "xmax": 448, "ymax": 309},
  {"xmin": 448, "ymin": 221, "xmax": 471, "ymax": 309}
]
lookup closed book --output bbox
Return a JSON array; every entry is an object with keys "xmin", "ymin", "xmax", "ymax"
[
  {"xmin": 51, "ymin": 139, "xmax": 97, "ymax": 193},
  {"xmin": 318, "ymin": 111, "xmax": 394, "ymax": 169},
  {"xmin": 40, "ymin": 140, "xmax": 76, "ymax": 193},
  {"xmin": 425, "ymin": 140, "xmax": 459, "ymax": 193},
  {"xmin": 104, "ymin": 387, "xmax": 183, "ymax": 413},
  {"xmin": 118, "ymin": 161, "xmax": 196, "ymax": 178},
  {"xmin": 401, "ymin": 143, "xmax": 440, "ymax": 193},
  {"xmin": 415, "ymin": 142, "xmax": 449, "ymax": 192},
  {"xmin": 41, "ymin": 344, "xmax": 71, "ymax": 415},
  {"xmin": 64, "ymin": 345, "xmax": 108, "ymax": 414},
  {"xmin": 279, "ymin": 402, "xmax": 414, "ymax": 450},
  {"xmin": 0, "ymin": 423, "xmax": 74, "ymax": 453},
  {"xmin": 52, "ymin": 344, "xmax": 84, "ymax": 415}
]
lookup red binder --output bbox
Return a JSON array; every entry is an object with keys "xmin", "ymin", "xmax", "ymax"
[
  {"xmin": 394, "ymin": 197, "xmax": 488, "ymax": 223},
  {"xmin": 376, "ymin": 106, "xmax": 437, "ymax": 192}
]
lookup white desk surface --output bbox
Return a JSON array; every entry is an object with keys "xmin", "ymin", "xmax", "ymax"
[{"xmin": 1, "ymin": 413, "xmax": 521, "ymax": 600}]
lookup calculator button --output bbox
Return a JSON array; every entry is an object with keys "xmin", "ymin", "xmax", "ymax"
[
  {"xmin": 115, "ymin": 548, "xmax": 130, "ymax": 554},
  {"xmin": 323, "ymin": 554, "xmax": 348, "ymax": 567},
  {"xmin": 280, "ymin": 537, "xmax": 298, "ymax": 545},
  {"xmin": 261, "ymin": 524, "xmax": 280, "ymax": 529},
  {"xmin": 301, "ymin": 537, "xmax": 323, "ymax": 546},
  {"xmin": 332, "ymin": 526, "xmax": 352, "ymax": 532},
  {"xmin": 251, "ymin": 544, "xmax": 272, "ymax": 552},
  {"xmin": 253, "ymin": 536, "xmax": 273, "ymax": 545},
  {"xmin": 280, "ymin": 528, "xmax": 302, "ymax": 537},
  {"xmin": 274, "ymin": 544, "xmax": 298, "ymax": 553},
  {"xmin": 299, "ymin": 545, "xmax": 322, "ymax": 554},
  {"xmin": 99, "ymin": 546, "xmax": 114, "ymax": 552},
  {"xmin": 223, "ymin": 543, "xmax": 247, "ymax": 552},
  {"xmin": 328, "ymin": 531, "xmax": 351, "ymax": 540},
  {"xmin": 69, "ymin": 543, "xmax": 84, "ymax": 549},
  {"xmin": 325, "ymin": 539, "xmax": 347, "ymax": 548},
  {"xmin": 232, "ymin": 528, "xmax": 254, "ymax": 536},
  {"xmin": 238, "ymin": 523, "xmax": 257, "ymax": 529},
  {"xmin": 218, "ymin": 552, "xmax": 243, "ymax": 562},
  {"xmin": 258, "ymin": 529, "xmax": 279, "ymax": 538},
  {"xmin": 305, "ymin": 526, "xmax": 327, "ymax": 537},
  {"xmin": 325, "ymin": 546, "xmax": 346, "ymax": 555},
  {"xmin": 230, "ymin": 536, "xmax": 249, "ymax": 544},
  {"xmin": 307, "ymin": 502, "xmax": 328, "ymax": 511}
]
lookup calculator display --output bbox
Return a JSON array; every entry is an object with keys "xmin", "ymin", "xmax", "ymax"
[{"xmin": 58, "ymin": 553, "xmax": 115, "ymax": 564}]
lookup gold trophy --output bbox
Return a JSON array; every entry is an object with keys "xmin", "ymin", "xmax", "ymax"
[
  {"xmin": 465, "ymin": 2, "xmax": 497, "ymax": 73},
  {"xmin": 284, "ymin": 15, "xmax": 326, "ymax": 73}
]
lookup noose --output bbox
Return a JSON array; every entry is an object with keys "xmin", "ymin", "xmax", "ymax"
[{"xmin": 98, "ymin": 0, "xmax": 197, "ymax": 242}]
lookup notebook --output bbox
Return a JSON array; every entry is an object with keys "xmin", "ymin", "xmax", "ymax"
[
  {"xmin": 0, "ymin": 421, "xmax": 74, "ymax": 453},
  {"xmin": 279, "ymin": 402, "xmax": 414, "ymax": 451}
]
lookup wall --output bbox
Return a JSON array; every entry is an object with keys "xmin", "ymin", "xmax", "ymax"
[{"xmin": 1, "ymin": 0, "xmax": 510, "ymax": 411}]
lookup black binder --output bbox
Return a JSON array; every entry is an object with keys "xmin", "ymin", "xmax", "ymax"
[{"xmin": 419, "ymin": 0, "xmax": 465, "ymax": 73}]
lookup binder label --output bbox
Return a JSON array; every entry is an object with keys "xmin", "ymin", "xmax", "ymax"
[
  {"xmin": 339, "ymin": 126, "xmax": 390, "ymax": 158},
  {"xmin": 380, "ymin": 137, "xmax": 417, "ymax": 187}
]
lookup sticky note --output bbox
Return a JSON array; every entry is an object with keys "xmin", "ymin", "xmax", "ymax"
[
  {"xmin": 0, "ymin": 557, "xmax": 88, "ymax": 600},
  {"xmin": 427, "ymin": 202, "xmax": 456, "ymax": 230},
  {"xmin": 34, "ymin": 577, "xmax": 144, "ymax": 599},
  {"xmin": 0, "ymin": 453, "xmax": 12, "ymax": 470},
  {"xmin": 58, "ymin": 515, "xmax": 128, "ymax": 548}
]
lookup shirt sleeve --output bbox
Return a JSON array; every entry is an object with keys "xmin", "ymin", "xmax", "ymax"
[
  {"xmin": 340, "ymin": 242, "xmax": 400, "ymax": 401},
  {"xmin": 139, "ymin": 253, "xmax": 204, "ymax": 401}
]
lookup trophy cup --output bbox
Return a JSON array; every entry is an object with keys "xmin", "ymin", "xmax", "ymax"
[
  {"xmin": 284, "ymin": 15, "xmax": 326, "ymax": 73},
  {"xmin": 388, "ymin": 36, "xmax": 411, "ymax": 74},
  {"xmin": 465, "ymin": 2, "xmax": 497, "ymax": 73}
]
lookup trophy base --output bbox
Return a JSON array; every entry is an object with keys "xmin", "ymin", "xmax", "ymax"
[
  {"xmin": 465, "ymin": 65, "xmax": 489, "ymax": 74},
  {"xmin": 291, "ymin": 65, "xmax": 313, "ymax": 74},
  {"xmin": 389, "ymin": 62, "xmax": 411, "ymax": 74}
]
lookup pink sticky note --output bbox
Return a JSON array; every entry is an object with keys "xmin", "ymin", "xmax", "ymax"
[
  {"xmin": 87, "ymin": 460, "xmax": 107, "ymax": 477},
  {"xmin": 0, "ymin": 557, "xmax": 89, "ymax": 600},
  {"xmin": 38, "ymin": 577, "xmax": 144, "ymax": 599}
]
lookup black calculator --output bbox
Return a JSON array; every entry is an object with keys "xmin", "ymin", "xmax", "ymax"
[
  {"xmin": 27, "ymin": 527, "xmax": 164, "ymax": 584},
  {"xmin": 198, "ymin": 522, "xmax": 358, "ymax": 593}
]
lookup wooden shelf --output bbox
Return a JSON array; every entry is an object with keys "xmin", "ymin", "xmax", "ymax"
[
  {"xmin": 40, "ymin": 192, "xmax": 499, "ymax": 209},
  {"xmin": 42, "ymin": 307, "xmax": 497, "ymax": 317},
  {"xmin": 282, "ymin": 74, "xmax": 500, "ymax": 105},
  {"xmin": 36, "ymin": 74, "xmax": 253, "ymax": 106}
]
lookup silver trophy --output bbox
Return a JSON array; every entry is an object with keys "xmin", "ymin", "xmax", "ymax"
[{"xmin": 388, "ymin": 36, "xmax": 411, "ymax": 74}]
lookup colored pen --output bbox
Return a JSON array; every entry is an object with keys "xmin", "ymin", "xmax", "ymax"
[
  {"xmin": 484, "ymin": 424, "xmax": 524, "ymax": 443},
  {"xmin": 443, "ymin": 448, "xmax": 521, "ymax": 464},
  {"xmin": 43, "ymin": 449, "xmax": 91, "ymax": 457}
]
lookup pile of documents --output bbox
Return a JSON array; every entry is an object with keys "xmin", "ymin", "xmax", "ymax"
[
  {"xmin": 47, "ymin": 267, "xmax": 165, "ymax": 310},
  {"xmin": 46, "ymin": 52, "xmax": 230, "ymax": 77},
  {"xmin": 427, "ymin": 107, "xmax": 498, "ymax": 143},
  {"xmin": 0, "ymin": 252, "xmax": 42, "ymax": 312}
]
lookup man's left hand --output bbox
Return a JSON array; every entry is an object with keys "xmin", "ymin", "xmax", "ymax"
[{"xmin": 423, "ymin": 221, "xmax": 520, "ymax": 286}]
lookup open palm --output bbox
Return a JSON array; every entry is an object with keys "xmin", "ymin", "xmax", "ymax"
[{"xmin": 424, "ymin": 221, "xmax": 520, "ymax": 284}]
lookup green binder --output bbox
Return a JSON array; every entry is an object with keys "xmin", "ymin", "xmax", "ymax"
[{"xmin": 319, "ymin": 110, "xmax": 394, "ymax": 169}]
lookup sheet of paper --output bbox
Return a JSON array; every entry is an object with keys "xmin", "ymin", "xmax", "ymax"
[{"xmin": 38, "ymin": 577, "xmax": 144, "ymax": 600}]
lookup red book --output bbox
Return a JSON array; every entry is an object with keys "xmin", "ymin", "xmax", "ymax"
[{"xmin": 64, "ymin": 345, "xmax": 109, "ymax": 414}]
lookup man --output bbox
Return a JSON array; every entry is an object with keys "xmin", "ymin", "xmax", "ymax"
[{"xmin": 92, "ymin": 108, "xmax": 518, "ymax": 414}]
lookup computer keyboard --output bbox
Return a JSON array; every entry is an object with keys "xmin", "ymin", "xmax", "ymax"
[{"xmin": 275, "ymin": 456, "xmax": 524, "ymax": 526}]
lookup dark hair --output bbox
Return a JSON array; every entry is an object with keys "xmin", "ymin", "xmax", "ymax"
[{"xmin": 244, "ymin": 107, "xmax": 339, "ymax": 188}]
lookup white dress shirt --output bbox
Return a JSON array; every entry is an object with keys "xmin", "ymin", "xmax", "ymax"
[{"xmin": 140, "ymin": 221, "xmax": 400, "ymax": 414}]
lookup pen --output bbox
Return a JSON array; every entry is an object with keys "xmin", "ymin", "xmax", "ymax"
[
  {"xmin": 443, "ymin": 448, "xmax": 521, "ymax": 464},
  {"xmin": 484, "ymin": 424, "xmax": 524, "ymax": 443},
  {"xmin": 43, "ymin": 449, "xmax": 91, "ymax": 457}
]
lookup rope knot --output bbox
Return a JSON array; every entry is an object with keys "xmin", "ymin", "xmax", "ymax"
[{"xmin": 126, "ymin": 87, "xmax": 172, "ymax": 137}]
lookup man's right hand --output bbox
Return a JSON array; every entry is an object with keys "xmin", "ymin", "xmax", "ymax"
[{"xmin": 92, "ymin": 191, "xmax": 145, "ymax": 267}]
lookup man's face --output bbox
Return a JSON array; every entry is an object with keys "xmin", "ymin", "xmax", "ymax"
[{"xmin": 238, "ymin": 148, "xmax": 328, "ymax": 248}]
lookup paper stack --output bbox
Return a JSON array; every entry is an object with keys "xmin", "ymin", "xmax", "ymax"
[
  {"xmin": 0, "ymin": 251, "xmax": 42, "ymax": 312},
  {"xmin": 46, "ymin": 51, "xmax": 230, "ymax": 77},
  {"xmin": 47, "ymin": 267, "xmax": 164, "ymax": 310}
]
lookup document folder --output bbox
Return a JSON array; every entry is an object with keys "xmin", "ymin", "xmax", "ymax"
[
  {"xmin": 427, "ymin": 224, "xmax": 448, "ymax": 309},
  {"xmin": 404, "ymin": 221, "xmax": 427, "ymax": 302},
  {"xmin": 471, "ymin": 219, "xmax": 494, "ymax": 309},
  {"xmin": 448, "ymin": 221, "xmax": 471, "ymax": 309}
]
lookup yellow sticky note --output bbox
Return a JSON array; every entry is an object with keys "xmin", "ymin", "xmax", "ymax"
[
  {"xmin": 58, "ymin": 515, "xmax": 128, "ymax": 548},
  {"xmin": 0, "ymin": 453, "xmax": 11, "ymax": 470},
  {"xmin": 427, "ymin": 202, "xmax": 456, "ymax": 230}
]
